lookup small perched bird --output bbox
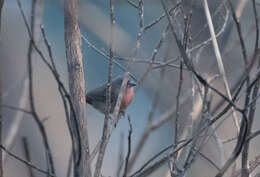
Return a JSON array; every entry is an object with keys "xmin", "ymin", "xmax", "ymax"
[{"xmin": 86, "ymin": 77, "xmax": 136, "ymax": 115}]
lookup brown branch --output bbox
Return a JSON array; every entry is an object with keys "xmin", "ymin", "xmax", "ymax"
[{"xmin": 64, "ymin": 0, "xmax": 91, "ymax": 176}]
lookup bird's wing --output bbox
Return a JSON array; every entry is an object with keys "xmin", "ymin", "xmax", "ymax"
[{"xmin": 86, "ymin": 87, "xmax": 106, "ymax": 102}]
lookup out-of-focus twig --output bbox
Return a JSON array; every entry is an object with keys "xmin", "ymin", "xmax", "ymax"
[
  {"xmin": 3, "ymin": 78, "xmax": 29, "ymax": 163},
  {"xmin": 0, "ymin": 144, "xmax": 55, "ymax": 177},
  {"xmin": 122, "ymin": 116, "xmax": 132, "ymax": 177},
  {"xmin": 17, "ymin": 0, "xmax": 56, "ymax": 175},
  {"xmin": 22, "ymin": 137, "xmax": 35, "ymax": 177},
  {"xmin": 161, "ymin": 1, "xmax": 248, "ymax": 177},
  {"xmin": 203, "ymin": 0, "xmax": 240, "ymax": 133},
  {"xmin": 66, "ymin": 151, "xmax": 73, "ymax": 177},
  {"xmin": 0, "ymin": 6, "xmax": 2, "ymax": 172},
  {"xmin": 116, "ymin": 133, "xmax": 124, "ymax": 177},
  {"xmin": 241, "ymin": 1, "xmax": 259, "ymax": 176},
  {"xmin": 236, "ymin": 0, "xmax": 248, "ymax": 19}
]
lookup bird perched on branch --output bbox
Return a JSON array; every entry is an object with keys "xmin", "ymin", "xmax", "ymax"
[{"xmin": 86, "ymin": 77, "xmax": 136, "ymax": 115}]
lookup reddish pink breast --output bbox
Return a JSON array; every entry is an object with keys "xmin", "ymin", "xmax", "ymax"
[{"xmin": 121, "ymin": 87, "xmax": 135, "ymax": 110}]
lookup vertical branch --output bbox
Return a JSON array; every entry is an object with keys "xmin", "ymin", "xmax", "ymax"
[
  {"xmin": 136, "ymin": 0, "xmax": 144, "ymax": 52},
  {"xmin": 22, "ymin": 137, "xmax": 35, "ymax": 177},
  {"xmin": 173, "ymin": 61, "xmax": 182, "ymax": 160},
  {"xmin": 122, "ymin": 116, "xmax": 133, "ymax": 177},
  {"xmin": 94, "ymin": 1, "xmax": 115, "ymax": 176},
  {"xmin": 0, "ymin": 1, "xmax": 3, "ymax": 176},
  {"xmin": 227, "ymin": 0, "xmax": 248, "ymax": 66},
  {"xmin": 241, "ymin": 2, "xmax": 259, "ymax": 176},
  {"xmin": 116, "ymin": 133, "xmax": 124, "ymax": 177},
  {"xmin": 0, "ymin": 74, "xmax": 2, "ymax": 177},
  {"xmin": 64, "ymin": 0, "xmax": 91, "ymax": 176},
  {"xmin": 17, "ymin": 0, "xmax": 56, "ymax": 176},
  {"xmin": 5, "ymin": 0, "xmax": 44, "ymax": 163}
]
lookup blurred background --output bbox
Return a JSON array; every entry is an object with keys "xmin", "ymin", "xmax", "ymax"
[{"xmin": 1, "ymin": 0, "xmax": 260, "ymax": 177}]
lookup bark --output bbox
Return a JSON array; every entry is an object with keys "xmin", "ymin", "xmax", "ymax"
[{"xmin": 64, "ymin": 0, "xmax": 91, "ymax": 177}]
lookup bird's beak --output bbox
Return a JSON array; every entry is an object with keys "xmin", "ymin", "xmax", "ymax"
[{"xmin": 128, "ymin": 81, "xmax": 136, "ymax": 87}]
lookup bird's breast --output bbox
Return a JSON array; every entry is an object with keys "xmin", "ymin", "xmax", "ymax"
[{"xmin": 121, "ymin": 87, "xmax": 135, "ymax": 110}]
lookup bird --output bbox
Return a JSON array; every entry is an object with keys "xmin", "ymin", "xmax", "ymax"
[{"xmin": 86, "ymin": 77, "xmax": 136, "ymax": 115}]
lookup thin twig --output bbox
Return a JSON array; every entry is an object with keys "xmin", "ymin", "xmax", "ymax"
[
  {"xmin": 81, "ymin": 34, "xmax": 138, "ymax": 81},
  {"xmin": 2, "ymin": 104, "xmax": 32, "ymax": 115},
  {"xmin": 227, "ymin": 0, "xmax": 248, "ymax": 66},
  {"xmin": 131, "ymin": 70, "xmax": 246, "ymax": 177},
  {"xmin": 203, "ymin": 0, "xmax": 240, "ymax": 133},
  {"xmin": 241, "ymin": 1, "xmax": 260, "ymax": 175},
  {"xmin": 0, "ymin": 144, "xmax": 56, "ymax": 177},
  {"xmin": 116, "ymin": 133, "xmax": 124, "ymax": 177},
  {"xmin": 94, "ymin": 1, "xmax": 115, "ymax": 176},
  {"xmin": 22, "ymin": 137, "xmax": 35, "ymax": 177},
  {"xmin": 40, "ymin": 25, "xmax": 81, "ymax": 169},
  {"xmin": 90, "ymin": 74, "xmax": 130, "ymax": 165},
  {"xmin": 17, "ymin": 0, "xmax": 56, "ymax": 175},
  {"xmin": 122, "ymin": 116, "xmax": 132, "ymax": 177},
  {"xmin": 236, "ymin": 0, "xmax": 248, "ymax": 19},
  {"xmin": 126, "ymin": 0, "xmax": 138, "ymax": 9}
]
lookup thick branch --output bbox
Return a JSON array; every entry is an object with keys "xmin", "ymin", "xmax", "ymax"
[{"xmin": 64, "ymin": 0, "xmax": 91, "ymax": 176}]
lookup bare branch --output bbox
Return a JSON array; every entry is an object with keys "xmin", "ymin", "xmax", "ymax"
[
  {"xmin": 64, "ymin": 0, "xmax": 91, "ymax": 176},
  {"xmin": 22, "ymin": 137, "xmax": 35, "ymax": 177},
  {"xmin": 17, "ymin": 0, "xmax": 56, "ymax": 175},
  {"xmin": 94, "ymin": 1, "xmax": 115, "ymax": 176},
  {"xmin": 122, "ymin": 116, "xmax": 132, "ymax": 177},
  {"xmin": 203, "ymin": 0, "xmax": 240, "ymax": 133},
  {"xmin": 0, "ymin": 144, "xmax": 56, "ymax": 177}
]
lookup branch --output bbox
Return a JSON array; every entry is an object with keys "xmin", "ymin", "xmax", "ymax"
[
  {"xmin": 94, "ymin": 1, "xmax": 115, "ymax": 176},
  {"xmin": 0, "ymin": 144, "xmax": 56, "ymax": 177},
  {"xmin": 22, "ymin": 137, "xmax": 35, "ymax": 177},
  {"xmin": 17, "ymin": 0, "xmax": 56, "ymax": 175},
  {"xmin": 122, "ymin": 116, "xmax": 132, "ymax": 177},
  {"xmin": 64, "ymin": 0, "xmax": 91, "ymax": 176},
  {"xmin": 203, "ymin": 0, "xmax": 240, "ymax": 133}
]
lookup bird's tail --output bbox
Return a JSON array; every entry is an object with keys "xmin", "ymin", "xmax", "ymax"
[{"xmin": 85, "ymin": 95, "xmax": 92, "ymax": 104}]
